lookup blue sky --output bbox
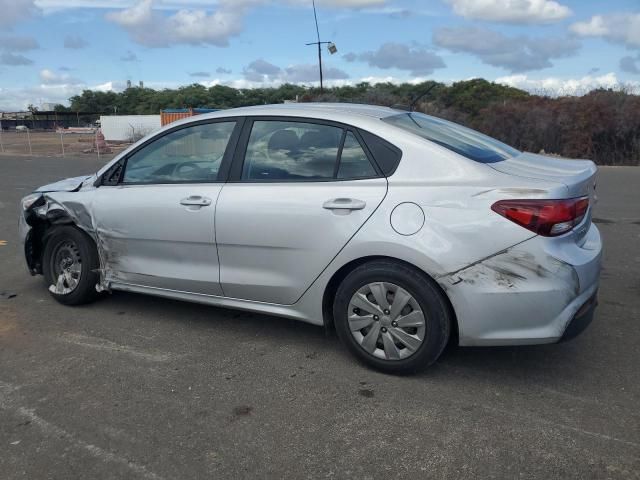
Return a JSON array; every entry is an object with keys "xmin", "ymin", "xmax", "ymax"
[{"xmin": 0, "ymin": 0, "xmax": 639, "ymax": 110}]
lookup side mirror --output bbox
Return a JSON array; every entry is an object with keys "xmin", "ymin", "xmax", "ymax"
[{"xmin": 96, "ymin": 159, "xmax": 125, "ymax": 187}]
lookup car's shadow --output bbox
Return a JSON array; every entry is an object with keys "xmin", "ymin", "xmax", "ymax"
[{"xmin": 83, "ymin": 289, "xmax": 592, "ymax": 385}]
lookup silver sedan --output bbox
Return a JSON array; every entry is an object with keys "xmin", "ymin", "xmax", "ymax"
[{"xmin": 19, "ymin": 103, "xmax": 602, "ymax": 373}]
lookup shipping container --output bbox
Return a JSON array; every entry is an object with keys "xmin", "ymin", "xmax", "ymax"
[{"xmin": 160, "ymin": 108, "xmax": 219, "ymax": 126}]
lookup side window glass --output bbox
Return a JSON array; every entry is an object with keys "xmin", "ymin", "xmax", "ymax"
[
  {"xmin": 337, "ymin": 131, "xmax": 377, "ymax": 179},
  {"xmin": 123, "ymin": 122, "xmax": 235, "ymax": 184},
  {"xmin": 242, "ymin": 121, "xmax": 341, "ymax": 181}
]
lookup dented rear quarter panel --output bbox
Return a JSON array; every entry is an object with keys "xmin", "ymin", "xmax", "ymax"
[{"xmin": 444, "ymin": 222, "xmax": 601, "ymax": 346}]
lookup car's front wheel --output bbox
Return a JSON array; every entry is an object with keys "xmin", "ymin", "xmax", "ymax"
[
  {"xmin": 333, "ymin": 260, "xmax": 452, "ymax": 374},
  {"xmin": 43, "ymin": 226, "xmax": 101, "ymax": 305}
]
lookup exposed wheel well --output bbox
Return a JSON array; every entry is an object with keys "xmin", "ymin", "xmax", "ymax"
[
  {"xmin": 321, "ymin": 255, "xmax": 459, "ymax": 345},
  {"xmin": 26, "ymin": 214, "xmax": 97, "ymax": 275}
]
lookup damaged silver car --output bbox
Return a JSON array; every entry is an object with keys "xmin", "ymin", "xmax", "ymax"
[{"xmin": 19, "ymin": 104, "xmax": 602, "ymax": 373}]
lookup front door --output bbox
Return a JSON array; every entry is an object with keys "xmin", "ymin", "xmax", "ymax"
[
  {"xmin": 216, "ymin": 118, "xmax": 388, "ymax": 304},
  {"xmin": 92, "ymin": 119, "xmax": 239, "ymax": 295}
]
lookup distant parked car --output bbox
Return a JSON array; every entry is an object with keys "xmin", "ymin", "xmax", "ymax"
[
  {"xmin": 18, "ymin": 103, "xmax": 601, "ymax": 373},
  {"xmin": 16, "ymin": 125, "xmax": 28, "ymax": 131}
]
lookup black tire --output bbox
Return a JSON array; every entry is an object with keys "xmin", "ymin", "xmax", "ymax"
[
  {"xmin": 333, "ymin": 260, "xmax": 451, "ymax": 374},
  {"xmin": 43, "ymin": 226, "xmax": 101, "ymax": 306}
]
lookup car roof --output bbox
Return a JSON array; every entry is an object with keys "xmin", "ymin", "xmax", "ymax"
[{"xmin": 195, "ymin": 103, "xmax": 402, "ymax": 121}]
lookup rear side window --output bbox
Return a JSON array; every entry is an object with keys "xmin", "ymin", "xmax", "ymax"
[
  {"xmin": 241, "ymin": 120, "xmax": 380, "ymax": 182},
  {"xmin": 337, "ymin": 132, "xmax": 377, "ymax": 179},
  {"xmin": 243, "ymin": 121, "xmax": 341, "ymax": 181},
  {"xmin": 383, "ymin": 112, "xmax": 519, "ymax": 163}
]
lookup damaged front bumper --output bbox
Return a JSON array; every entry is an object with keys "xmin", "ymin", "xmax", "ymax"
[
  {"xmin": 19, "ymin": 176, "xmax": 94, "ymax": 275},
  {"xmin": 441, "ymin": 223, "xmax": 602, "ymax": 346},
  {"xmin": 19, "ymin": 186, "xmax": 106, "ymax": 290},
  {"xmin": 19, "ymin": 195, "xmax": 47, "ymax": 275}
]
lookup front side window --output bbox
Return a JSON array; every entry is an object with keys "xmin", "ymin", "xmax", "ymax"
[
  {"xmin": 123, "ymin": 121, "xmax": 235, "ymax": 184},
  {"xmin": 242, "ymin": 121, "xmax": 343, "ymax": 181},
  {"xmin": 383, "ymin": 112, "xmax": 519, "ymax": 163}
]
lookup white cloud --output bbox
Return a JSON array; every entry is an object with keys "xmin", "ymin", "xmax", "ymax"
[
  {"xmin": 0, "ymin": 53, "xmax": 34, "ymax": 66},
  {"xmin": 39, "ymin": 69, "xmax": 83, "ymax": 85},
  {"xmin": 570, "ymin": 13, "xmax": 640, "ymax": 49},
  {"xmin": 37, "ymin": 0, "xmax": 388, "ymax": 9},
  {"xmin": 620, "ymin": 55, "xmax": 640, "ymax": 75},
  {"xmin": 433, "ymin": 26, "xmax": 580, "ymax": 72},
  {"xmin": 0, "ymin": 77, "xmax": 127, "ymax": 111},
  {"xmin": 446, "ymin": 0, "xmax": 571, "ymax": 24},
  {"xmin": 284, "ymin": 63, "xmax": 350, "ymax": 82},
  {"xmin": 106, "ymin": 0, "xmax": 250, "ymax": 47},
  {"xmin": 242, "ymin": 58, "xmax": 282, "ymax": 82},
  {"xmin": 0, "ymin": 36, "xmax": 39, "ymax": 52},
  {"xmin": 344, "ymin": 42, "xmax": 446, "ymax": 76},
  {"xmin": 241, "ymin": 58, "xmax": 349, "ymax": 83},
  {"xmin": 106, "ymin": 0, "xmax": 153, "ymax": 28},
  {"xmin": 104, "ymin": 0, "xmax": 390, "ymax": 47},
  {"xmin": 495, "ymin": 72, "xmax": 639, "ymax": 95},
  {"xmin": 0, "ymin": 0, "xmax": 39, "ymax": 27},
  {"xmin": 316, "ymin": 0, "xmax": 386, "ymax": 5},
  {"xmin": 63, "ymin": 35, "xmax": 88, "ymax": 49},
  {"xmin": 93, "ymin": 81, "xmax": 126, "ymax": 92}
]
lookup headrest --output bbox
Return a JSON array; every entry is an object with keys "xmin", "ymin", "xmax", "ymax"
[
  {"xmin": 299, "ymin": 130, "xmax": 336, "ymax": 150},
  {"xmin": 268, "ymin": 129, "xmax": 299, "ymax": 152}
]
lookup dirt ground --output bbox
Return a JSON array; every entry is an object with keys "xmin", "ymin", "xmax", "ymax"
[{"xmin": 0, "ymin": 131, "xmax": 128, "ymax": 158}]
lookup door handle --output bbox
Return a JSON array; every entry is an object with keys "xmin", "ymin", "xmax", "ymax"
[
  {"xmin": 323, "ymin": 198, "xmax": 366, "ymax": 210},
  {"xmin": 180, "ymin": 195, "xmax": 212, "ymax": 207}
]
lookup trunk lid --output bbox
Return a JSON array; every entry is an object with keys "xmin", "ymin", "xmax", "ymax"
[{"xmin": 488, "ymin": 152, "xmax": 597, "ymax": 199}]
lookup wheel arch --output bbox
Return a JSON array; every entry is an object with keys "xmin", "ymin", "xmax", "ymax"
[
  {"xmin": 26, "ymin": 210, "xmax": 97, "ymax": 275},
  {"xmin": 321, "ymin": 255, "xmax": 459, "ymax": 345}
]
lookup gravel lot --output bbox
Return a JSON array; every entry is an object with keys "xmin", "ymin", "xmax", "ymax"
[{"xmin": 0, "ymin": 155, "xmax": 638, "ymax": 479}]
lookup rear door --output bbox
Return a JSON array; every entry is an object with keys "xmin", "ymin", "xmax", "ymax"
[
  {"xmin": 92, "ymin": 119, "xmax": 240, "ymax": 295},
  {"xmin": 215, "ymin": 117, "xmax": 388, "ymax": 304}
]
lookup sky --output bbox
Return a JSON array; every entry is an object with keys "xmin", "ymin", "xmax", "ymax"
[{"xmin": 0, "ymin": 0, "xmax": 639, "ymax": 111}]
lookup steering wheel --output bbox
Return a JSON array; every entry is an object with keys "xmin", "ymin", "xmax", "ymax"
[{"xmin": 173, "ymin": 161, "xmax": 205, "ymax": 179}]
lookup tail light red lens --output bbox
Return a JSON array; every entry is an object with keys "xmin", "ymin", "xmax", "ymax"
[{"xmin": 491, "ymin": 197, "xmax": 589, "ymax": 237}]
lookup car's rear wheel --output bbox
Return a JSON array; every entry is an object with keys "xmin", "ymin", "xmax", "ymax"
[
  {"xmin": 43, "ymin": 226, "xmax": 101, "ymax": 305},
  {"xmin": 333, "ymin": 260, "xmax": 451, "ymax": 373}
]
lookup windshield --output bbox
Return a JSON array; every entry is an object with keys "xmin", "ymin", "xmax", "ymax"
[{"xmin": 383, "ymin": 112, "xmax": 519, "ymax": 163}]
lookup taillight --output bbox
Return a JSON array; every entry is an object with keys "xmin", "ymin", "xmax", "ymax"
[{"xmin": 491, "ymin": 197, "xmax": 589, "ymax": 237}]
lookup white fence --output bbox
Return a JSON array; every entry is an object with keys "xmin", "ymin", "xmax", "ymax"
[{"xmin": 100, "ymin": 115, "xmax": 161, "ymax": 142}]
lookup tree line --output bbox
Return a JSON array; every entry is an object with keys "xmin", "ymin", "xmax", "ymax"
[{"xmin": 60, "ymin": 79, "xmax": 639, "ymax": 165}]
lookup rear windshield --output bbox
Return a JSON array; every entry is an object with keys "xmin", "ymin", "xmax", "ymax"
[{"xmin": 382, "ymin": 112, "xmax": 519, "ymax": 163}]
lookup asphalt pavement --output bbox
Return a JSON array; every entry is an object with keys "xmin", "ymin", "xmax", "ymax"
[{"xmin": 0, "ymin": 155, "xmax": 638, "ymax": 479}]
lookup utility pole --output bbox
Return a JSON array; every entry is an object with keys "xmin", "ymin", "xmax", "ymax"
[{"xmin": 305, "ymin": 0, "xmax": 337, "ymax": 93}]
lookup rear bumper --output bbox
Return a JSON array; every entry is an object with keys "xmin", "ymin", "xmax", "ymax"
[
  {"xmin": 559, "ymin": 291, "xmax": 598, "ymax": 342},
  {"xmin": 441, "ymin": 223, "xmax": 602, "ymax": 346}
]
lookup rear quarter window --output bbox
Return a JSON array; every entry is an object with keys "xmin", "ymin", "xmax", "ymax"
[
  {"xmin": 382, "ymin": 112, "xmax": 519, "ymax": 164},
  {"xmin": 358, "ymin": 130, "xmax": 402, "ymax": 176}
]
